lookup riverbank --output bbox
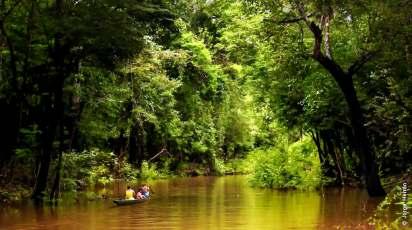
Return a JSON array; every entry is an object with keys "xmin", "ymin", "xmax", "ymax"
[
  {"xmin": 0, "ymin": 149, "xmax": 243, "ymax": 204},
  {"xmin": 1, "ymin": 148, "xmax": 409, "ymax": 205}
]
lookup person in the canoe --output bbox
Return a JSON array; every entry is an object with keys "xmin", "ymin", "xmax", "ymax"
[
  {"xmin": 136, "ymin": 184, "xmax": 150, "ymax": 199},
  {"xmin": 125, "ymin": 186, "xmax": 136, "ymax": 200},
  {"xmin": 142, "ymin": 185, "xmax": 150, "ymax": 198}
]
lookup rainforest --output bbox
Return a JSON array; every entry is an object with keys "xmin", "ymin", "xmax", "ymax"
[{"xmin": 0, "ymin": 0, "xmax": 411, "ymax": 229}]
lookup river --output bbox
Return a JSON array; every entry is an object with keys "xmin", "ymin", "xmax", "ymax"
[{"xmin": 0, "ymin": 176, "xmax": 384, "ymax": 229}]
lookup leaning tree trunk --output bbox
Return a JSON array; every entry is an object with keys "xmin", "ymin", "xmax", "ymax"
[
  {"xmin": 313, "ymin": 53, "xmax": 385, "ymax": 196},
  {"xmin": 314, "ymin": 54, "xmax": 386, "ymax": 196},
  {"xmin": 339, "ymin": 79, "xmax": 386, "ymax": 196},
  {"xmin": 294, "ymin": 3, "xmax": 386, "ymax": 196}
]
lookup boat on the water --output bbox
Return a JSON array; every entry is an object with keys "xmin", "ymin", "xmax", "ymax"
[{"xmin": 113, "ymin": 198, "xmax": 148, "ymax": 206}]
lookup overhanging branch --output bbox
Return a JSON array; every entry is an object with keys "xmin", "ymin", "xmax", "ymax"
[
  {"xmin": 278, "ymin": 12, "xmax": 315, "ymax": 24},
  {"xmin": 148, "ymin": 148, "xmax": 171, "ymax": 162},
  {"xmin": 347, "ymin": 51, "xmax": 378, "ymax": 77}
]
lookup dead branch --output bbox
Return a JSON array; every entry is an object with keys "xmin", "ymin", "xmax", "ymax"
[{"xmin": 148, "ymin": 148, "xmax": 171, "ymax": 162}]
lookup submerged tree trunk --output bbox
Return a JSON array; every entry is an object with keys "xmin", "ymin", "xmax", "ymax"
[
  {"xmin": 50, "ymin": 99, "xmax": 66, "ymax": 201},
  {"xmin": 32, "ymin": 74, "xmax": 65, "ymax": 200},
  {"xmin": 316, "ymin": 58, "xmax": 385, "ymax": 196},
  {"xmin": 313, "ymin": 51, "xmax": 385, "ymax": 196},
  {"xmin": 340, "ymin": 80, "xmax": 385, "ymax": 196},
  {"xmin": 49, "ymin": 150, "xmax": 62, "ymax": 201},
  {"xmin": 32, "ymin": 107, "xmax": 55, "ymax": 200},
  {"xmin": 320, "ymin": 130, "xmax": 344, "ymax": 185}
]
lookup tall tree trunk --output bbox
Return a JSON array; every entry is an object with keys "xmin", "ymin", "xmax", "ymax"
[
  {"xmin": 50, "ymin": 95, "xmax": 65, "ymax": 201},
  {"xmin": 32, "ymin": 0, "xmax": 65, "ymax": 200},
  {"xmin": 128, "ymin": 124, "xmax": 139, "ymax": 165},
  {"xmin": 145, "ymin": 122, "xmax": 157, "ymax": 159},
  {"xmin": 0, "ymin": 19, "xmax": 21, "ymax": 168},
  {"xmin": 32, "ymin": 74, "xmax": 65, "ymax": 200},
  {"xmin": 49, "ymin": 149, "xmax": 62, "ymax": 201},
  {"xmin": 136, "ymin": 122, "xmax": 145, "ymax": 168},
  {"xmin": 32, "ymin": 97, "xmax": 55, "ymax": 200}
]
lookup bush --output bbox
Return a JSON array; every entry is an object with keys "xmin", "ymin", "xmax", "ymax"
[
  {"xmin": 212, "ymin": 154, "xmax": 226, "ymax": 176},
  {"xmin": 139, "ymin": 161, "xmax": 167, "ymax": 180},
  {"xmin": 223, "ymin": 158, "xmax": 251, "ymax": 175},
  {"xmin": 61, "ymin": 149, "xmax": 116, "ymax": 190},
  {"xmin": 246, "ymin": 136, "xmax": 322, "ymax": 190},
  {"xmin": 157, "ymin": 158, "xmax": 173, "ymax": 176},
  {"xmin": 119, "ymin": 162, "xmax": 139, "ymax": 182},
  {"xmin": 60, "ymin": 150, "xmax": 169, "ymax": 194}
]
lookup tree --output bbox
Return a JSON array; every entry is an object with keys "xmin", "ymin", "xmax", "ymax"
[
  {"xmin": 244, "ymin": 0, "xmax": 399, "ymax": 196},
  {"xmin": 0, "ymin": 0, "xmax": 174, "ymax": 200}
]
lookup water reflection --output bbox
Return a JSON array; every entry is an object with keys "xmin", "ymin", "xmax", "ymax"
[{"xmin": 0, "ymin": 176, "xmax": 380, "ymax": 229}]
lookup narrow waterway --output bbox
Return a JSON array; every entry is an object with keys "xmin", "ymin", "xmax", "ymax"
[{"xmin": 0, "ymin": 176, "xmax": 383, "ymax": 229}]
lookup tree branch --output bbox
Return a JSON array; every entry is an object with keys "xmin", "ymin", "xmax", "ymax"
[
  {"xmin": 294, "ymin": 1, "xmax": 323, "ymax": 58},
  {"xmin": 294, "ymin": 1, "xmax": 371, "ymax": 80},
  {"xmin": 295, "ymin": 1, "xmax": 312, "ymax": 28},
  {"xmin": 347, "ymin": 51, "xmax": 378, "ymax": 77},
  {"xmin": 148, "ymin": 148, "xmax": 171, "ymax": 162},
  {"xmin": 278, "ymin": 12, "xmax": 314, "ymax": 24},
  {"xmin": 321, "ymin": 15, "xmax": 332, "ymax": 59},
  {"xmin": 293, "ymin": 1, "xmax": 348, "ymax": 82},
  {"xmin": 0, "ymin": 0, "xmax": 23, "ymax": 22}
]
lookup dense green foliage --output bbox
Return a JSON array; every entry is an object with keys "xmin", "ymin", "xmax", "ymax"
[
  {"xmin": 247, "ymin": 136, "xmax": 322, "ymax": 190},
  {"xmin": 0, "ymin": 0, "xmax": 410, "ymax": 202},
  {"xmin": 61, "ymin": 150, "xmax": 168, "ymax": 192}
]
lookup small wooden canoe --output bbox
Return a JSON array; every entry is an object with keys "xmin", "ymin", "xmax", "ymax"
[{"xmin": 113, "ymin": 198, "xmax": 147, "ymax": 206}]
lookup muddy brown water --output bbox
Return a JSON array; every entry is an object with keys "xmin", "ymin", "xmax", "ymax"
[{"xmin": 0, "ymin": 176, "xmax": 386, "ymax": 229}]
